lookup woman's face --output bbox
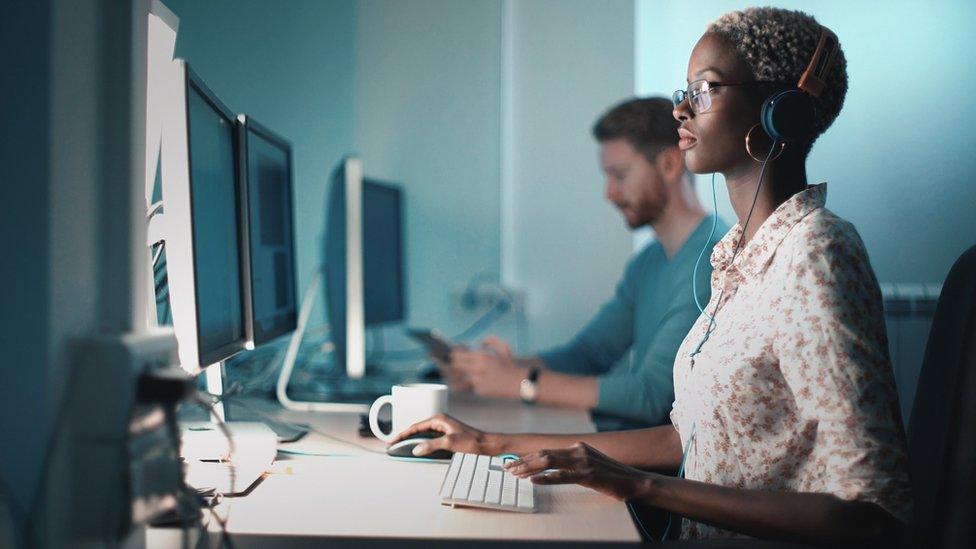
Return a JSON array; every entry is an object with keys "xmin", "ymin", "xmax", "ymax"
[{"xmin": 673, "ymin": 32, "xmax": 765, "ymax": 175}]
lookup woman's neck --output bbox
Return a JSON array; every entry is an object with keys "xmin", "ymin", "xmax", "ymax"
[{"xmin": 724, "ymin": 157, "xmax": 808, "ymax": 245}]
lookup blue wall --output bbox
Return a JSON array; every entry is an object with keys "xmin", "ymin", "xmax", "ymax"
[
  {"xmin": 165, "ymin": 0, "xmax": 357, "ymax": 312},
  {"xmin": 354, "ymin": 0, "xmax": 504, "ymax": 349},
  {"xmin": 637, "ymin": 0, "xmax": 976, "ymax": 286},
  {"xmin": 502, "ymin": 0, "xmax": 636, "ymax": 352}
]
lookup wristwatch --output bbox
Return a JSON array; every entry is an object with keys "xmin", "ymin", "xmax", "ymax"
[{"xmin": 519, "ymin": 368, "xmax": 540, "ymax": 404}]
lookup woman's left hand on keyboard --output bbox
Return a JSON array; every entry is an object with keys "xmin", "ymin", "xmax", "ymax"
[{"xmin": 502, "ymin": 442, "xmax": 654, "ymax": 501}]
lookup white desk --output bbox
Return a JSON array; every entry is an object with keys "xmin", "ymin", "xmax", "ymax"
[{"xmin": 148, "ymin": 394, "xmax": 641, "ymax": 546}]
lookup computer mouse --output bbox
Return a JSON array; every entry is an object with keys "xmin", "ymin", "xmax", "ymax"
[{"xmin": 386, "ymin": 430, "xmax": 453, "ymax": 460}]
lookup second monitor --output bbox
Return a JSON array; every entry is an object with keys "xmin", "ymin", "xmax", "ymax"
[
  {"xmin": 237, "ymin": 114, "xmax": 298, "ymax": 348},
  {"xmin": 325, "ymin": 158, "xmax": 406, "ymax": 378}
]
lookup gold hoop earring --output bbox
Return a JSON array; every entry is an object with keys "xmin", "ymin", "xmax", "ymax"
[{"xmin": 745, "ymin": 124, "xmax": 786, "ymax": 162}]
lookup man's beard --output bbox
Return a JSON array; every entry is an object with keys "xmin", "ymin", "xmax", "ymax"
[{"xmin": 623, "ymin": 201, "xmax": 665, "ymax": 229}]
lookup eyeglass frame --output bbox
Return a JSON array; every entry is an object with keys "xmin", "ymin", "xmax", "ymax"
[{"xmin": 672, "ymin": 79, "xmax": 789, "ymax": 114}]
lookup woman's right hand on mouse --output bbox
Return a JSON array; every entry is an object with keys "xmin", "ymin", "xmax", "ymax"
[{"xmin": 391, "ymin": 414, "xmax": 492, "ymax": 456}]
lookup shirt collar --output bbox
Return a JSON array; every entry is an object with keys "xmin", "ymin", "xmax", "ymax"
[{"xmin": 711, "ymin": 183, "xmax": 827, "ymax": 276}]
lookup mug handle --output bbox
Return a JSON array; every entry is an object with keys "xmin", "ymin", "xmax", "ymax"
[{"xmin": 368, "ymin": 394, "xmax": 395, "ymax": 442}]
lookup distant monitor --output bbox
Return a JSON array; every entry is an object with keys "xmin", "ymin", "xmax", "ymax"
[
  {"xmin": 236, "ymin": 115, "xmax": 298, "ymax": 346},
  {"xmin": 325, "ymin": 158, "xmax": 406, "ymax": 377},
  {"xmin": 362, "ymin": 181, "xmax": 406, "ymax": 324},
  {"xmin": 159, "ymin": 60, "xmax": 248, "ymax": 373}
]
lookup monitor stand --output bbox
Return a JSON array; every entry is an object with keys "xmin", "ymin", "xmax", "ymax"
[
  {"xmin": 179, "ymin": 362, "xmax": 277, "ymax": 496},
  {"xmin": 277, "ymin": 270, "xmax": 377, "ymax": 413}
]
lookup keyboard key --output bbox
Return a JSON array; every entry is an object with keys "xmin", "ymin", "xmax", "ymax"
[
  {"xmin": 451, "ymin": 453, "xmax": 478, "ymax": 500},
  {"xmin": 484, "ymin": 469, "xmax": 503, "ymax": 504},
  {"xmin": 517, "ymin": 478, "xmax": 534, "ymax": 509},
  {"xmin": 501, "ymin": 470, "xmax": 518, "ymax": 507},
  {"xmin": 468, "ymin": 455, "xmax": 490, "ymax": 502},
  {"xmin": 440, "ymin": 453, "xmax": 464, "ymax": 498}
]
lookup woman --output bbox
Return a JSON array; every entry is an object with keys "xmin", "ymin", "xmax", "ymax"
[{"xmin": 393, "ymin": 7, "xmax": 912, "ymax": 543}]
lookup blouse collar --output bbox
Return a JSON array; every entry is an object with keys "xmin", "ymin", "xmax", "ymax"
[{"xmin": 711, "ymin": 183, "xmax": 827, "ymax": 277}]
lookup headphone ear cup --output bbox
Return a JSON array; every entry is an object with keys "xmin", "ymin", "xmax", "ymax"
[{"xmin": 761, "ymin": 90, "xmax": 815, "ymax": 142}]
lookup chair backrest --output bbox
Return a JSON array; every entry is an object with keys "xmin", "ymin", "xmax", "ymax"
[{"xmin": 907, "ymin": 245, "xmax": 976, "ymax": 546}]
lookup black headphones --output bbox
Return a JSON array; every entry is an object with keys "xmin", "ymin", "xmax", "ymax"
[{"xmin": 759, "ymin": 26, "xmax": 839, "ymax": 143}]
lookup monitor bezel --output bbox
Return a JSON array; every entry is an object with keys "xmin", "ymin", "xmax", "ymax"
[
  {"xmin": 182, "ymin": 62, "xmax": 249, "ymax": 367},
  {"xmin": 236, "ymin": 114, "xmax": 299, "ymax": 347}
]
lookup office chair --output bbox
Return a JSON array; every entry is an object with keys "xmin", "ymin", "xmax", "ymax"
[{"xmin": 906, "ymin": 244, "xmax": 976, "ymax": 548}]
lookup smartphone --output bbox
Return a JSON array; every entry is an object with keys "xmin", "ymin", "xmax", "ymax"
[{"xmin": 406, "ymin": 328, "xmax": 455, "ymax": 362}]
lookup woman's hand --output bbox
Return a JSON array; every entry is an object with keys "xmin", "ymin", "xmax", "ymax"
[
  {"xmin": 503, "ymin": 442, "xmax": 653, "ymax": 502},
  {"xmin": 389, "ymin": 413, "xmax": 494, "ymax": 456}
]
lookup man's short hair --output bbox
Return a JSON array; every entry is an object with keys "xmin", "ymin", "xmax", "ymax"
[{"xmin": 591, "ymin": 97, "xmax": 680, "ymax": 163}]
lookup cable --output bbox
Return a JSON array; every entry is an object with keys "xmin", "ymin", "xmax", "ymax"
[
  {"xmin": 195, "ymin": 392, "xmax": 234, "ymax": 450},
  {"xmin": 151, "ymin": 242, "xmax": 165, "ymax": 268},
  {"xmin": 374, "ymin": 299, "xmax": 512, "ymax": 361},
  {"xmin": 222, "ymin": 398, "xmax": 382, "ymax": 454},
  {"xmin": 692, "ymin": 173, "xmax": 720, "ymax": 316},
  {"xmin": 146, "ymin": 200, "xmax": 164, "ymax": 219},
  {"xmin": 161, "ymin": 406, "xmax": 201, "ymax": 549},
  {"xmin": 625, "ymin": 422, "xmax": 697, "ymax": 543},
  {"xmin": 302, "ymin": 425, "xmax": 387, "ymax": 455},
  {"xmin": 197, "ymin": 491, "xmax": 235, "ymax": 549},
  {"xmin": 690, "ymin": 138, "xmax": 778, "ymax": 358},
  {"xmin": 453, "ymin": 300, "xmax": 509, "ymax": 341},
  {"xmin": 626, "ymin": 500, "xmax": 653, "ymax": 542},
  {"xmin": 659, "ymin": 139, "xmax": 779, "ymax": 543}
]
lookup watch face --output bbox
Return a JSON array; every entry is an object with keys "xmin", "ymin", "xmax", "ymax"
[{"xmin": 520, "ymin": 379, "xmax": 538, "ymax": 402}]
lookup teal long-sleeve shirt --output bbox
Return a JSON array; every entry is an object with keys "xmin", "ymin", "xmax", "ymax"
[{"xmin": 536, "ymin": 215, "xmax": 728, "ymax": 429}]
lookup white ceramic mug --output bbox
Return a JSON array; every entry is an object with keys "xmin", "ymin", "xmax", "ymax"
[{"xmin": 368, "ymin": 383, "xmax": 448, "ymax": 442}]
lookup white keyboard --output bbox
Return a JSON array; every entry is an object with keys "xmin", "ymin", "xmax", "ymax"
[{"xmin": 439, "ymin": 453, "xmax": 535, "ymax": 513}]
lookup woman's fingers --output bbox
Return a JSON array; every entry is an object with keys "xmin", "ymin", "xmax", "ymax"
[
  {"xmin": 412, "ymin": 433, "xmax": 456, "ymax": 456},
  {"xmin": 389, "ymin": 414, "xmax": 451, "ymax": 444},
  {"xmin": 504, "ymin": 448, "xmax": 580, "ymax": 477},
  {"xmin": 528, "ymin": 468, "xmax": 587, "ymax": 485}
]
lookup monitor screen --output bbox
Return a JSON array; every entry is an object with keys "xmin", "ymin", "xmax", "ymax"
[
  {"xmin": 187, "ymin": 79, "xmax": 246, "ymax": 364},
  {"xmin": 243, "ymin": 120, "xmax": 297, "ymax": 344},
  {"xmin": 362, "ymin": 181, "xmax": 405, "ymax": 325}
]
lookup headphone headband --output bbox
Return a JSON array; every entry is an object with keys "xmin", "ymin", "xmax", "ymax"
[{"xmin": 797, "ymin": 26, "xmax": 839, "ymax": 98}]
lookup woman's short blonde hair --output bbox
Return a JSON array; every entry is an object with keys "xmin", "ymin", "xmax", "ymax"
[{"xmin": 708, "ymin": 7, "xmax": 848, "ymax": 146}]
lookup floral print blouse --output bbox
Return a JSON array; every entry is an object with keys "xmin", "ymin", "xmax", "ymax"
[{"xmin": 669, "ymin": 184, "xmax": 912, "ymax": 538}]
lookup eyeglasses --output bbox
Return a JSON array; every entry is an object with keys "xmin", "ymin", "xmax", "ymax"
[{"xmin": 672, "ymin": 79, "xmax": 785, "ymax": 114}]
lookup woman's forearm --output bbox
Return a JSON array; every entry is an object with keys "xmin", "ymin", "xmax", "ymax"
[
  {"xmin": 640, "ymin": 475, "xmax": 903, "ymax": 544},
  {"xmin": 483, "ymin": 424, "xmax": 682, "ymax": 470}
]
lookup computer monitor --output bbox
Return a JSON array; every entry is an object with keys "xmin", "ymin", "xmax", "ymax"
[
  {"xmin": 236, "ymin": 115, "xmax": 298, "ymax": 347},
  {"xmin": 362, "ymin": 181, "xmax": 406, "ymax": 325},
  {"xmin": 325, "ymin": 157, "xmax": 406, "ymax": 378},
  {"xmin": 158, "ymin": 60, "xmax": 248, "ymax": 374}
]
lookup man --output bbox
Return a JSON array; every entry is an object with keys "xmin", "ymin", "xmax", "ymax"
[{"xmin": 442, "ymin": 97, "xmax": 728, "ymax": 429}]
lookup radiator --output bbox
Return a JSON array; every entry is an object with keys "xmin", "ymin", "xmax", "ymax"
[{"xmin": 880, "ymin": 283, "xmax": 942, "ymax": 427}]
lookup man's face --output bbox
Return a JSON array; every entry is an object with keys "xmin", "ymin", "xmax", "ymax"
[{"xmin": 599, "ymin": 138, "xmax": 668, "ymax": 229}]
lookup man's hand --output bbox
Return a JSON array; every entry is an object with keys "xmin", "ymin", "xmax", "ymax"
[
  {"xmin": 433, "ymin": 355, "xmax": 473, "ymax": 392},
  {"xmin": 503, "ymin": 442, "xmax": 653, "ymax": 502},
  {"xmin": 389, "ymin": 413, "xmax": 492, "ymax": 456},
  {"xmin": 451, "ymin": 336, "xmax": 527, "ymax": 399}
]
